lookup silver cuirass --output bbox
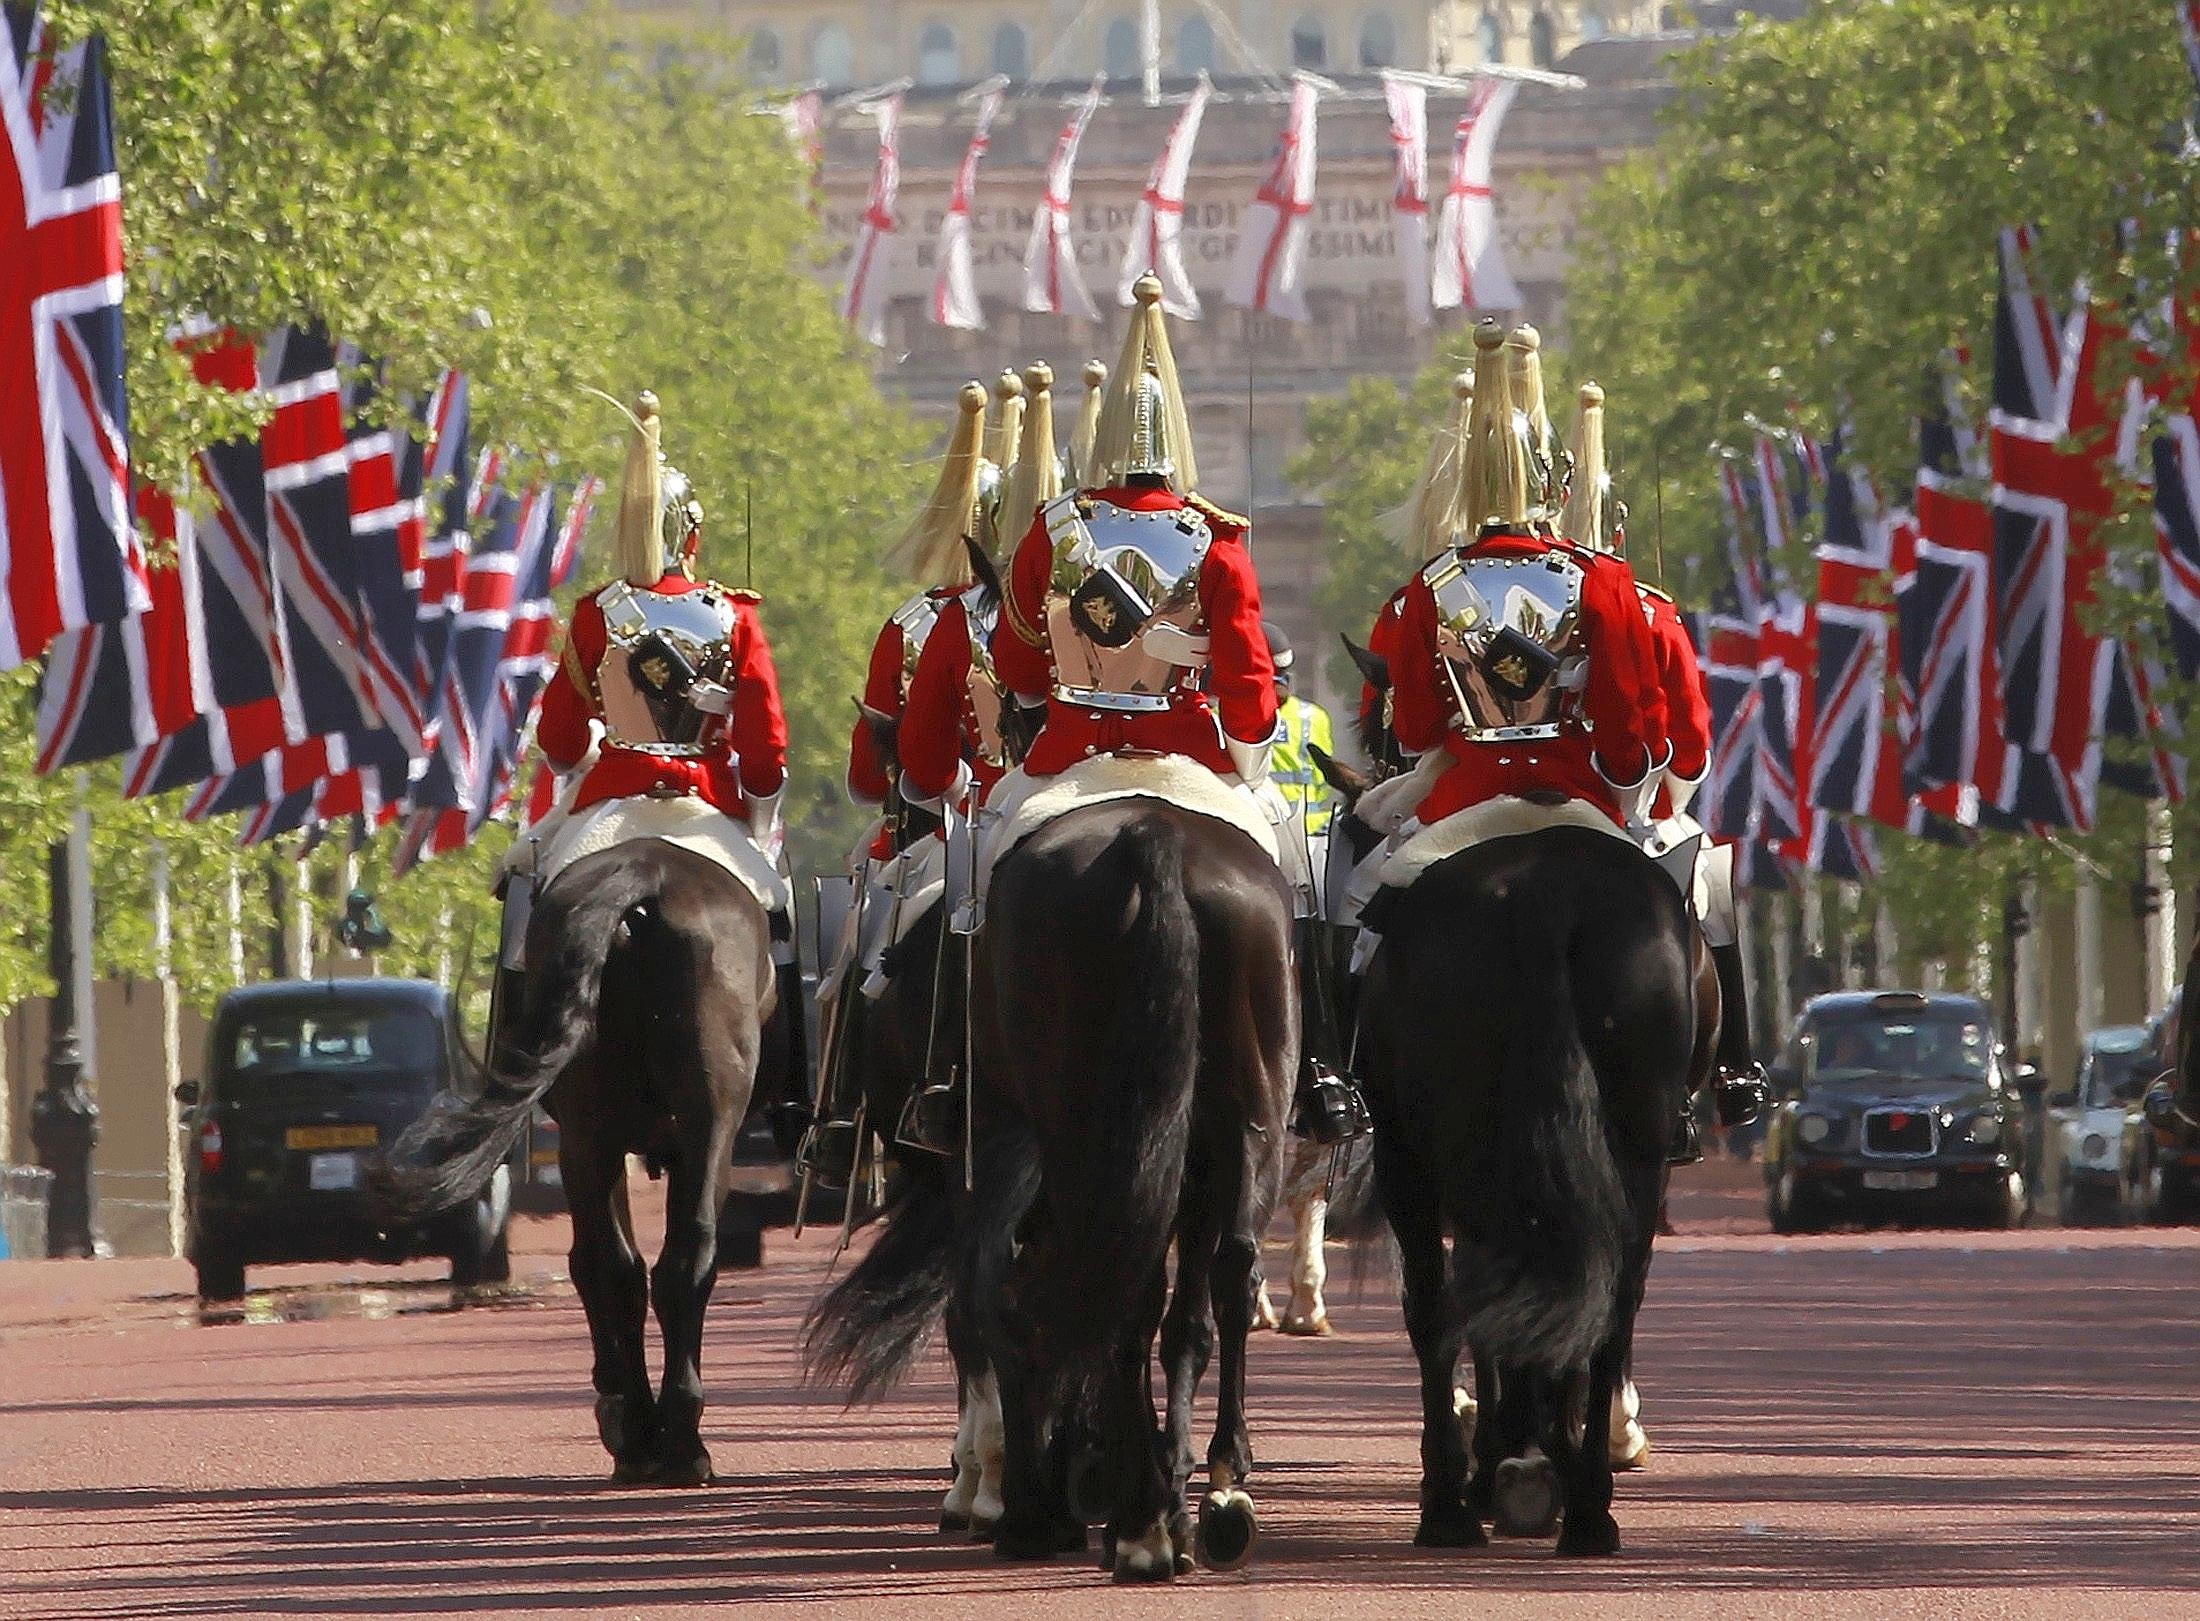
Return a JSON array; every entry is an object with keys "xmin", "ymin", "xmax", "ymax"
[
  {"xmin": 1042, "ymin": 491, "xmax": 1213, "ymax": 712},
  {"xmin": 594, "ymin": 579, "xmax": 738, "ymax": 756},
  {"xmin": 1418, "ymin": 545, "xmax": 1588, "ymax": 742}
]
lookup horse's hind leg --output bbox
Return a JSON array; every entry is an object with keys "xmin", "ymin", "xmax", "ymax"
[
  {"xmin": 1555, "ymin": 1201, "xmax": 1654, "ymax": 1557},
  {"xmin": 1375, "ymin": 1133, "xmax": 1481, "ymax": 1547},
  {"xmin": 646, "ymin": 1112, "xmax": 735, "ymax": 1487},
  {"xmin": 563, "ymin": 1129, "xmax": 655, "ymax": 1481},
  {"xmin": 1159, "ymin": 1167, "xmax": 1219, "ymax": 1571},
  {"xmin": 1103, "ymin": 1262, "xmax": 1175, "ymax": 1582},
  {"xmin": 1194, "ymin": 1140, "xmax": 1263, "ymax": 1573}
]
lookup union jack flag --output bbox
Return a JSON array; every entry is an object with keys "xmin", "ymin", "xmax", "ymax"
[
  {"xmin": 2, "ymin": 5, "xmax": 147, "ymax": 670},
  {"xmin": 412, "ymin": 371, "xmax": 471, "ymax": 731},
  {"xmin": 339, "ymin": 353, "xmax": 425, "ymax": 751},
  {"xmin": 1988, "ymin": 229, "xmax": 2178, "ymax": 826}
]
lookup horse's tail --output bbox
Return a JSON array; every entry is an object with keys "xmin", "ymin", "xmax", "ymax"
[
  {"xmin": 1028, "ymin": 818, "xmax": 1201, "ymax": 1373},
  {"xmin": 801, "ymin": 1155, "xmax": 961, "ymax": 1402},
  {"xmin": 1453, "ymin": 893, "xmax": 1629, "ymax": 1375},
  {"xmin": 376, "ymin": 859, "xmax": 660, "ymax": 1222}
]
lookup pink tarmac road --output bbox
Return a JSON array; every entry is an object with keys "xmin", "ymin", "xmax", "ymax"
[{"xmin": 2, "ymin": 1160, "xmax": 2197, "ymax": 1620}]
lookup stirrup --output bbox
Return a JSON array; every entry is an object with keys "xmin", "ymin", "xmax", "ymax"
[
  {"xmin": 1713, "ymin": 1063, "xmax": 1769, "ymax": 1128},
  {"xmin": 796, "ymin": 1117, "xmax": 863, "ymax": 1191},
  {"xmin": 892, "ymin": 1079, "xmax": 961, "ymax": 1158},
  {"xmin": 1667, "ymin": 1104, "xmax": 1704, "ymax": 1166},
  {"xmin": 1291, "ymin": 1062, "xmax": 1372, "ymax": 1145}
]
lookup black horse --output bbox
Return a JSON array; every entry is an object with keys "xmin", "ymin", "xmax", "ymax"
[
  {"xmin": 379, "ymin": 839, "xmax": 783, "ymax": 1486},
  {"xmin": 808, "ymin": 798, "xmax": 1297, "ymax": 1581}
]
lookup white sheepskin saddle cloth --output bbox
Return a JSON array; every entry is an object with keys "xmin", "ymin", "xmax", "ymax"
[
  {"xmin": 978, "ymin": 754, "xmax": 1282, "ymax": 897},
  {"xmin": 535, "ymin": 793, "xmax": 788, "ymax": 915},
  {"xmin": 1374, "ymin": 794, "xmax": 1632, "ymax": 895}
]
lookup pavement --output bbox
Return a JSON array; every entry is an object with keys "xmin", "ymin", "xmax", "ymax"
[{"xmin": 1, "ymin": 1158, "xmax": 2197, "ymax": 1619}]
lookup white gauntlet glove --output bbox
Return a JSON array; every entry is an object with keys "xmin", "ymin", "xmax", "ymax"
[
  {"xmin": 1226, "ymin": 734, "xmax": 1273, "ymax": 789},
  {"xmin": 746, "ymin": 789, "xmax": 785, "ymax": 859}
]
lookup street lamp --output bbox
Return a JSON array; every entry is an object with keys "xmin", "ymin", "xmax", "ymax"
[{"xmin": 30, "ymin": 829, "xmax": 98, "ymax": 1258}]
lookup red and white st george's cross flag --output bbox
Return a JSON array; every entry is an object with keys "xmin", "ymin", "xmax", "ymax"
[
  {"xmin": 1, "ymin": 7, "xmax": 147, "ymax": 671},
  {"xmin": 1382, "ymin": 74, "xmax": 1432, "ymax": 328},
  {"xmin": 932, "ymin": 86, "xmax": 1003, "ymax": 331},
  {"xmin": 1117, "ymin": 75, "xmax": 1210, "ymax": 318},
  {"xmin": 839, "ymin": 94, "xmax": 902, "ymax": 347},
  {"xmin": 1227, "ymin": 78, "xmax": 1319, "ymax": 321},
  {"xmin": 1430, "ymin": 76, "xmax": 1521, "ymax": 313},
  {"xmin": 1022, "ymin": 77, "xmax": 1104, "ymax": 321}
]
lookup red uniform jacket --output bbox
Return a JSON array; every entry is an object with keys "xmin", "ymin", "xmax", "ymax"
[
  {"xmin": 1360, "ymin": 585, "xmax": 1409, "ymax": 742},
  {"xmin": 537, "ymin": 572, "xmax": 787, "ymax": 819},
  {"xmin": 1391, "ymin": 531, "xmax": 1666, "ymax": 827},
  {"xmin": 899, "ymin": 593, "xmax": 1012, "ymax": 806},
  {"xmin": 846, "ymin": 586, "xmax": 963, "ymax": 806},
  {"xmin": 994, "ymin": 484, "xmax": 1278, "ymax": 778},
  {"xmin": 1639, "ymin": 584, "xmax": 1711, "ymax": 816}
]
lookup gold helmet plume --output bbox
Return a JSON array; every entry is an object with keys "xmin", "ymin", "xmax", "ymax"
[
  {"xmin": 1507, "ymin": 323, "xmax": 1562, "ymax": 520},
  {"xmin": 1069, "ymin": 359, "xmax": 1108, "ymax": 487},
  {"xmin": 999, "ymin": 361, "xmax": 1062, "ymax": 551},
  {"xmin": 1563, "ymin": 381, "xmax": 1619, "ymax": 552},
  {"xmin": 884, "ymin": 381, "xmax": 989, "ymax": 587},
  {"xmin": 613, "ymin": 390, "xmax": 667, "ymax": 587},
  {"xmin": 1452, "ymin": 320, "xmax": 1532, "ymax": 536},
  {"xmin": 987, "ymin": 368, "xmax": 1026, "ymax": 474},
  {"xmin": 1089, "ymin": 275, "xmax": 1198, "ymax": 491},
  {"xmin": 1385, "ymin": 371, "xmax": 1476, "ymax": 562}
]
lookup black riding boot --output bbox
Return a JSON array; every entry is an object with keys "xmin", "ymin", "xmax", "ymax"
[
  {"xmin": 1290, "ymin": 920, "xmax": 1371, "ymax": 1143},
  {"xmin": 1709, "ymin": 940, "xmax": 1769, "ymax": 1127}
]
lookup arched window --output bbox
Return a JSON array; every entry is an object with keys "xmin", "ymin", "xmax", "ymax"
[
  {"xmin": 811, "ymin": 23, "xmax": 854, "ymax": 86},
  {"xmin": 992, "ymin": 21, "xmax": 1029, "ymax": 78},
  {"xmin": 1103, "ymin": 16, "xmax": 1140, "ymax": 80},
  {"xmin": 1176, "ymin": 13, "xmax": 1215, "ymax": 74},
  {"xmin": 1358, "ymin": 11, "xmax": 1397, "ymax": 67},
  {"xmin": 1530, "ymin": 9, "xmax": 1556, "ymax": 67},
  {"xmin": 747, "ymin": 27, "xmax": 782, "ymax": 78},
  {"xmin": 1290, "ymin": 12, "xmax": 1326, "ymax": 68},
  {"xmin": 1477, "ymin": 9, "xmax": 1502, "ymax": 62},
  {"xmin": 917, "ymin": 23, "xmax": 959, "ymax": 85}
]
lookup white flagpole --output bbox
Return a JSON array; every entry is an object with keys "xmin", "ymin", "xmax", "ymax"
[{"xmin": 1118, "ymin": 75, "xmax": 1211, "ymax": 318}]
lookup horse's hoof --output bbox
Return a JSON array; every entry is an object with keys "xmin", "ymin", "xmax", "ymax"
[
  {"xmin": 1413, "ymin": 1502, "xmax": 1486, "ymax": 1549},
  {"xmin": 1112, "ymin": 1522, "xmax": 1179, "ymax": 1583},
  {"xmin": 966, "ymin": 1515, "xmax": 998, "ymax": 1545},
  {"xmin": 994, "ymin": 1514, "xmax": 1067, "ymax": 1562},
  {"xmin": 938, "ymin": 1511, "xmax": 970, "ymax": 1534},
  {"xmin": 1279, "ymin": 1309, "xmax": 1332, "ymax": 1337},
  {"xmin": 1065, "ymin": 1446, "xmax": 1110, "ymax": 1525},
  {"xmin": 594, "ymin": 1393, "xmax": 654, "ymax": 1462},
  {"xmin": 1556, "ymin": 1511, "xmax": 1622, "ymax": 1557},
  {"xmin": 1493, "ymin": 1454, "xmax": 1562, "ymax": 1539},
  {"xmin": 1253, "ymin": 1289, "xmax": 1280, "ymax": 1332},
  {"xmin": 1196, "ymin": 1488, "xmax": 1257, "ymax": 1571},
  {"xmin": 608, "ymin": 1455, "xmax": 656, "ymax": 1487},
  {"xmin": 1611, "ymin": 1433, "xmax": 1652, "ymax": 1472}
]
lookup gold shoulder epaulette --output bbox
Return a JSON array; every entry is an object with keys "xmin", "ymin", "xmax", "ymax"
[
  {"xmin": 727, "ymin": 586, "xmax": 764, "ymax": 605},
  {"xmin": 1186, "ymin": 493, "xmax": 1248, "ymax": 530},
  {"xmin": 1637, "ymin": 581, "xmax": 1674, "ymax": 605}
]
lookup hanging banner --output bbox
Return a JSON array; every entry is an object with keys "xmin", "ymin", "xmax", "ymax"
[
  {"xmin": 1382, "ymin": 74, "xmax": 1431, "ymax": 329},
  {"xmin": 839, "ymin": 94, "xmax": 903, "ymax": 347},
  {"xmin": 1225, "ymin": 77, "xmax": 1319, "ymax": 321},
  {"xmin": 1117, "ymin": 76, "xmax": 1211, "ymax": 319},
  {"xmin": 933, "ymin": 86, "xmax": 1004, "ymax": 331},
  {"xmin": 1022, "ymin": 77, "xmax": 1105, "ymax": 320},
  {"xmin": 1430, "ymin": 76, "xmax": 1521, "ymax": 313}
]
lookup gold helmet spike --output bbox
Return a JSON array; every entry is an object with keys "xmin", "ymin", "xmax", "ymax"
[
  {"xmin": 987, "ymin": 368, "xmax": 1026, "ymax": 473},
  {"xmin": 1089, "ymin": 274, "xmax": 1199, "ymax": 491},
  {"xmin": 1070, "ymin": 359, "xmax": 1108, "ymax": 487},
  {"xmin": 884, "ymin": 381, "xmax": 989, "ymax": 587},
  {"xmin": 1564, "ymin": 381, "xmax": 1618, "ymax": 552},
  {"xmin": 1383, "ymin": 371, "xmax": 1475, "ymax": 562},
  {"xmin": 614, "ymin": 390, "xmax": 666, "ymax": 586},
  {"xmin": 1453, "ymin": 320, "xmax": 1531, "ymax": 536},
  {"xmin": 999, "ymin": 361, "xmax": 1061, "ymax": 553}
]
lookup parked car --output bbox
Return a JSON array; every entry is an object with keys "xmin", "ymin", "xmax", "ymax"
[
  {"xmin": 2045, "ymin": 1023, "xmax": 2158, "ymax": 1223},
  {"xmin": 1762, "ymin": 990, "xmax": 2028, "ymax": 1233},
  {"xmin": 179, "ymin": 978, "xmax": 510, "ymax": 1301}
]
